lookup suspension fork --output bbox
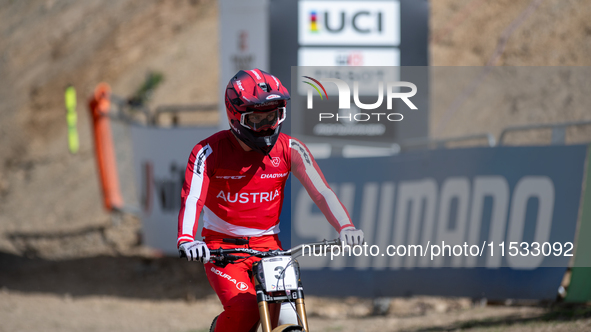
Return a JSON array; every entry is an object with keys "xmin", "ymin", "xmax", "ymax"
[
  {"xmin": 253, "ymin": 263, "xmax": 280, "ymax": 332},
  {"xmin": 295, "ymin": 281, "xmax": 309, "ymax": 331},
  {"xmin": 252, "ymin": 259, "xmax": 308, "ymax": 331},
  {"xmin": 255, "ymin": 277, "xmax": 282, "ymax": 332}
]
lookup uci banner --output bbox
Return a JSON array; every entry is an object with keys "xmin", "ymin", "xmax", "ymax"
[{"xmin": 291, "ymin": 145, "xmax": 589, "ymax": 300}]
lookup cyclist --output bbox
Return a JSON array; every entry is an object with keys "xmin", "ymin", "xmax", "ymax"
[{"xmin": 178, "ymin": 69, "xmax": 364, "ymax": 332}]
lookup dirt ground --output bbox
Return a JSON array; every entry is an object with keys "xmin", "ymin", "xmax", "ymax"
[
  {"xmin": 1, "ymin": 290, "xmax": 589, "ymax": 332},
  {"xmin": 1, "ymin": 0, "xmax": 591, "ymax": 331},
  {"xmin": 1, "ymin": 241, "xmax": 590, "ymax": 332}
]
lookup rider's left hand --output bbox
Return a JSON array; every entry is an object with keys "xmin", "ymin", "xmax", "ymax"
[{"xmin": 339, "ymin": 227, "xmax": 364, "ymax": 246}]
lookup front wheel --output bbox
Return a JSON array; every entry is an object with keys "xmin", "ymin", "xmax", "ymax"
[{"xmin": 271, "ymin": 324, "xmax": 304, "ymax": 332}]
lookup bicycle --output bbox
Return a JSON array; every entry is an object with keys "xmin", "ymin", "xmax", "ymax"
[{"xmin": 183, "ymin": 239, "xmax": 340, "ymax": 332}]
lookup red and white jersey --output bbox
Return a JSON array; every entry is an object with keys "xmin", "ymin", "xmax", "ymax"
[{"xmin": 177, "ymin": 130, "xmax": 353, "ymax": 247}]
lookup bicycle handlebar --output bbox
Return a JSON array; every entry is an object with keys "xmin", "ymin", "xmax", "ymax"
[
  {"xmin": 180, "ymin": 239, "xmax": 341, "ymax": 263},
  {"xmin": 213, "ymin": 238, "xmax": 339, "ymax": 258}
]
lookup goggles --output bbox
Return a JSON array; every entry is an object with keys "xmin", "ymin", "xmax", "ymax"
[{"xmin": 240, "ymin": 107, "xmax": 286, "ymax": 132}]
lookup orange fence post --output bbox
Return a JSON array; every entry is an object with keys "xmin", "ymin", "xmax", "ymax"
[{"xmin": 88, "ymin": 83, "xmax": 124, "ymax": 211}]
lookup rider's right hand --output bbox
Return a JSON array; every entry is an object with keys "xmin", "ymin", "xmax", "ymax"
[
  {"xmin": 339, "ymin": 226, "xmax": 364, "ymax": 246},
  {"xmin": 179, "ymin": 240, "xmax": 210, "ymax": 263}
]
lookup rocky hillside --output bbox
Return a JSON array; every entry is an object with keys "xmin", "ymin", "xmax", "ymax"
[
  {"xmin": 0, "ymin": 0, "xmax": 217, "ymax": 255},
  {"xmin": 430, "ymin": 0, "xmax": 591, "ymax": 142}
]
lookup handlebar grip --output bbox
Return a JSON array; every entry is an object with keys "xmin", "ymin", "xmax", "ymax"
[{"xmin": 179, "ymin": 250, "xmax": 187, "ymax": 258}]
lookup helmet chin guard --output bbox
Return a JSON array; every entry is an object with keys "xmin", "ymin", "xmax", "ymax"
[
  {"xmin": 225, "ymin": 69, "xmax": 290, "ymax": 155},
  {"xmin": 229, "ymin": 119, "xmax": 280, "ymax": 155}
]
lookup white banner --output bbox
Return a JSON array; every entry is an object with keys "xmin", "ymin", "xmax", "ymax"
[
  {"xmin": 298, "ymin": 47, "xmax": 400, "ymax": 67},
  {"xmin": 219, "ymin": 0, "xmax": 270, "ymax": 130},
  {"xmin": 298, "ymin": 0, "xmax": 400, "ymax": 46}
]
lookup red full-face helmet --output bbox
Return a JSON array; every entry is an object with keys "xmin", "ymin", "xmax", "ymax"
[{"xmin": 225, "ymin": 69, "xmax": 290, "ymax": 155}]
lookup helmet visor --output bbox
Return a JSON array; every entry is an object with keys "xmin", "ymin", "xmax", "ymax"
[{"xmin": 240, "ymin": 107, "xmax": 286, "ymax": 132}]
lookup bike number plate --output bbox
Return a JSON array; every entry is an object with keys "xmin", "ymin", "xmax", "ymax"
[{"xmin": 260, "ymin": 256, "xmax": 298, "ymax": 292}]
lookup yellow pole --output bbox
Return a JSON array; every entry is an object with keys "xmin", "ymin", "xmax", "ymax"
[{"xmin": 65, "ymin": 85, "xmax": 79, "ymax": 154}]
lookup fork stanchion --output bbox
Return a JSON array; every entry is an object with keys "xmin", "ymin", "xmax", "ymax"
[{"xmin": 255, "ymin": 279, "xmax": 273, "ymax": 332}]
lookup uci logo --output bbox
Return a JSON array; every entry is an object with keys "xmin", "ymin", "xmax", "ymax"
[
  {"xmin": 299, "ymin": 2, "xmax": 399, "ymax": 46},
  {"xmin": 309, "ymin": 9, "xmax": 383, "ymax": 34}
]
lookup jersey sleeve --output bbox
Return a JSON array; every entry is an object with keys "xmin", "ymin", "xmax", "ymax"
[
  {"xmin": 289, "ymin": 138, "xmax": 354, "ymax": 232},
  {"xmin": 177, "ymin": 143, "xmax": 213, "ymax": 247}
]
